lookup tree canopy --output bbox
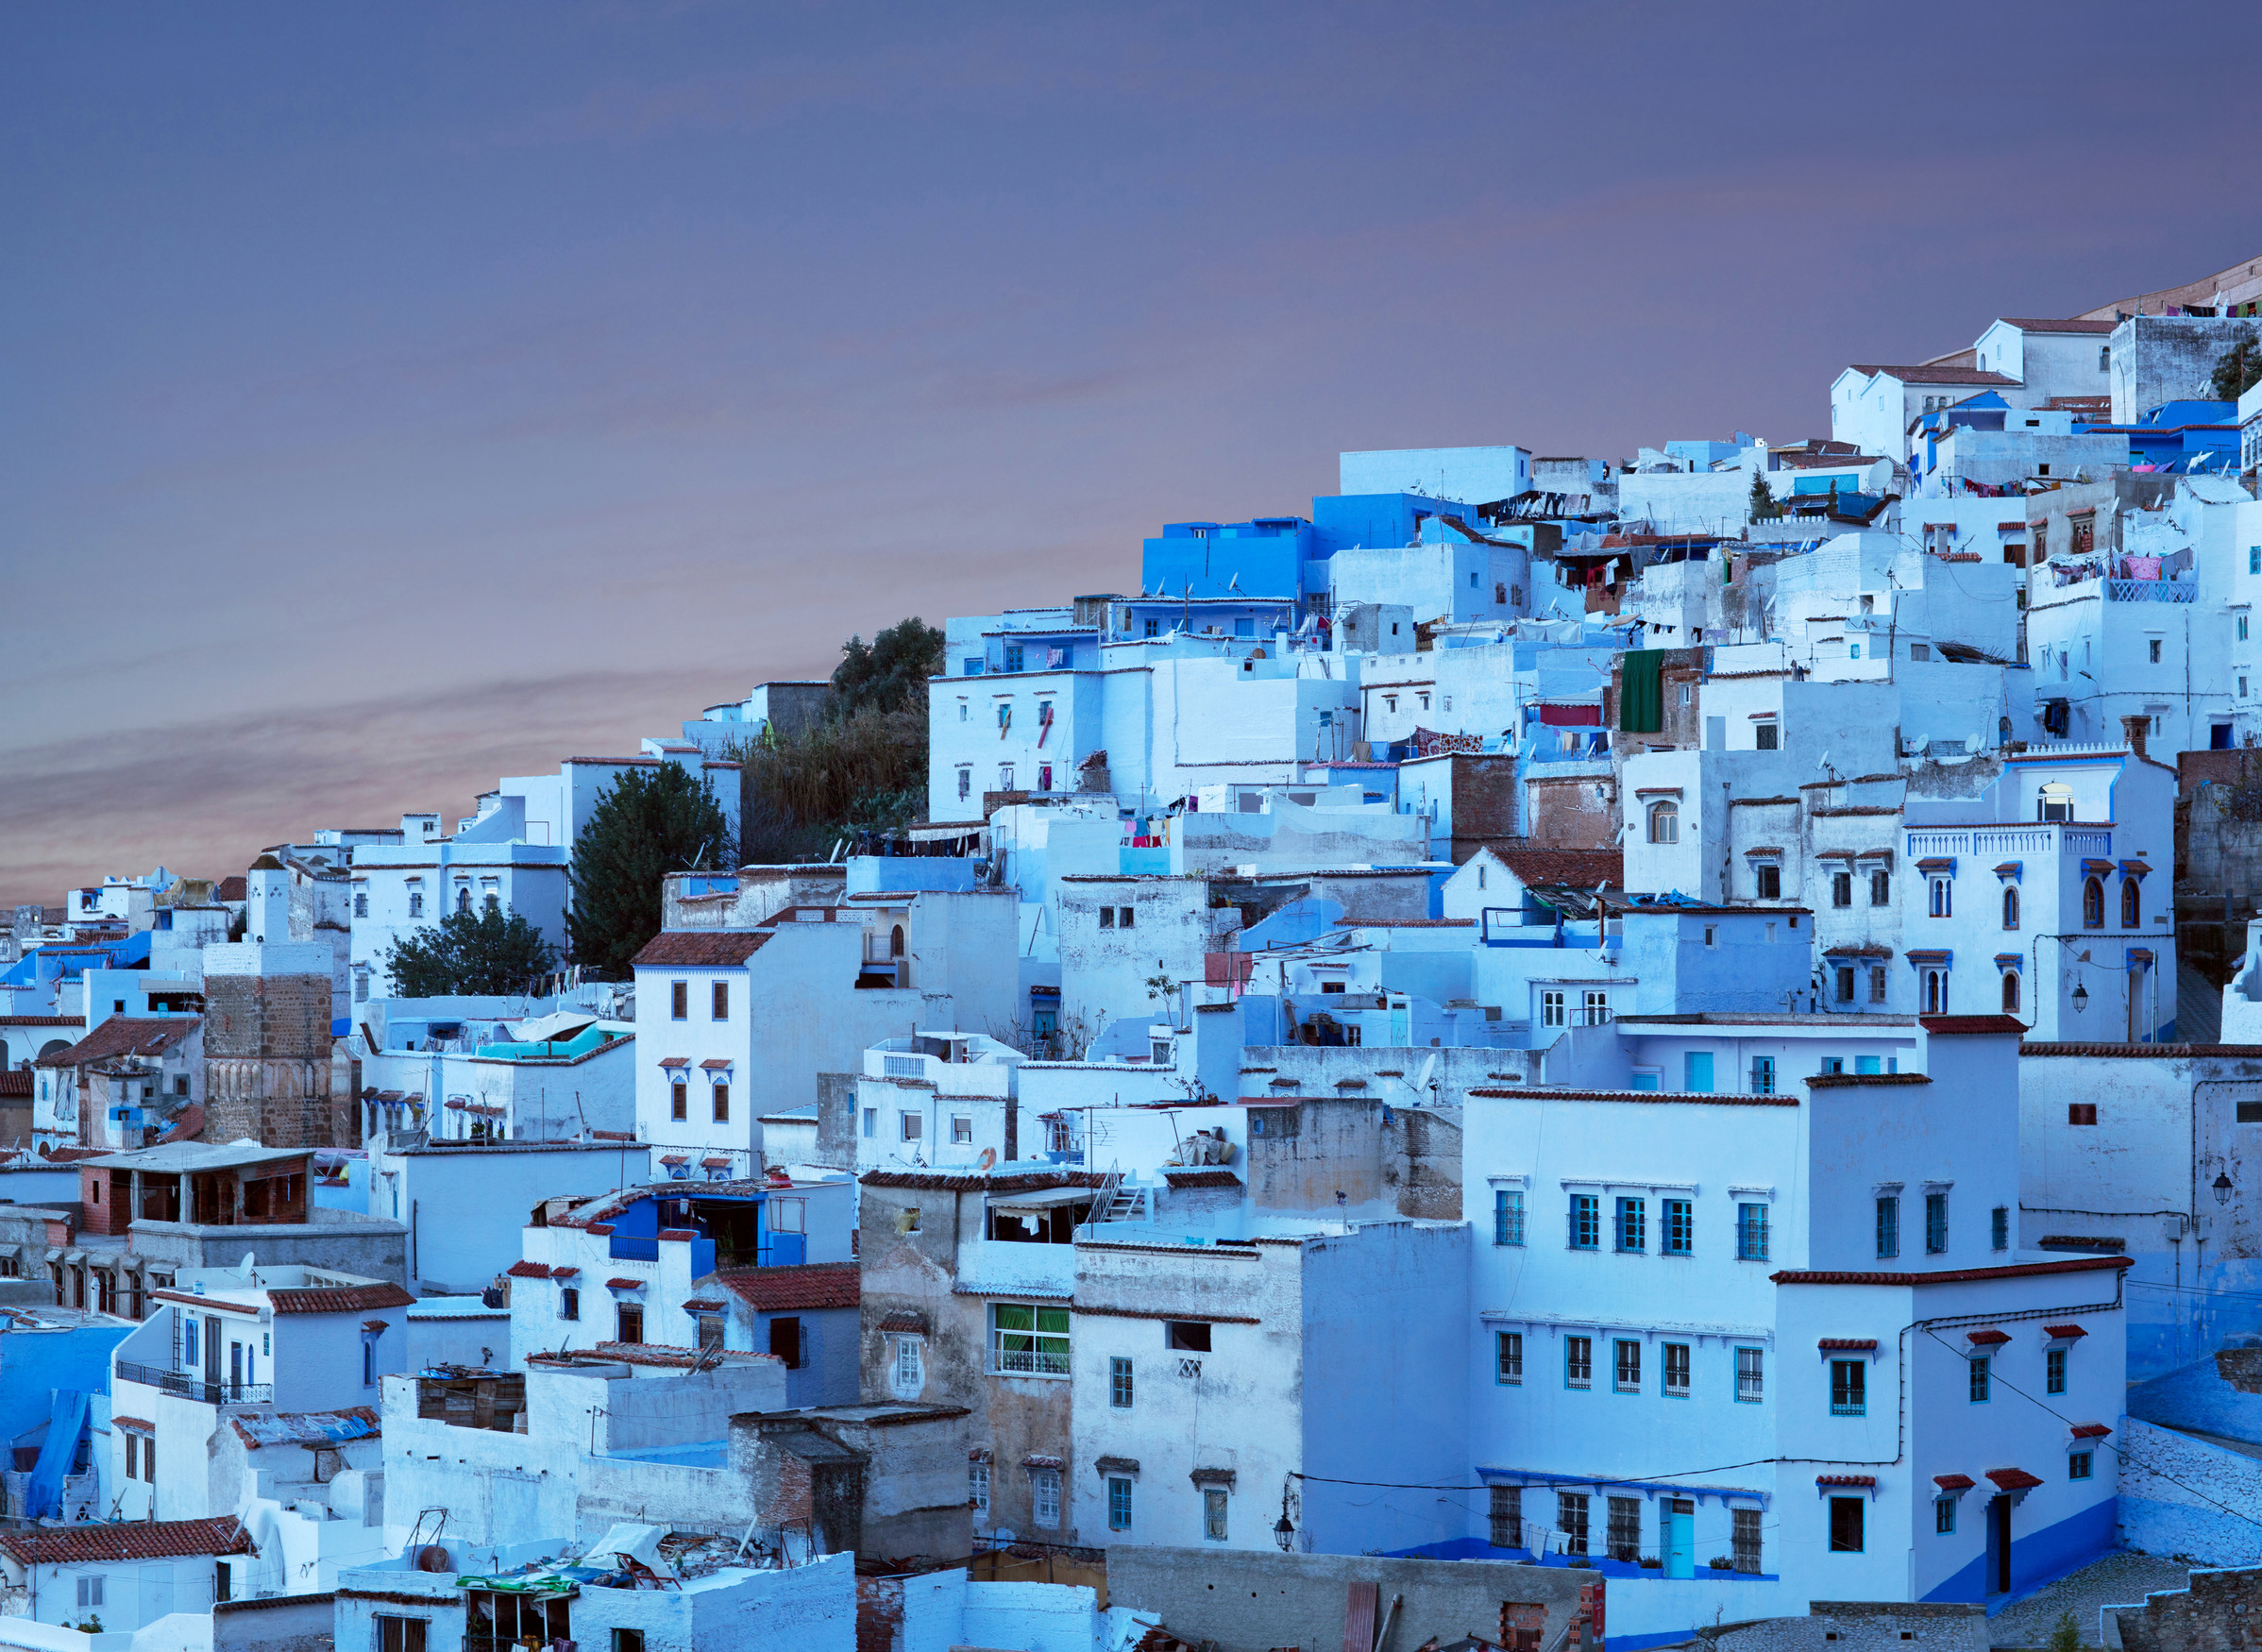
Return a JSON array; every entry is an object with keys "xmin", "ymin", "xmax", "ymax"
[
  {"xmin": 1747, "ymin": 470, "xmax": 1782, "ymax": 522},
  {"xmin": 2211, "ymin": 328, "xmax": 2262, "ymax": 402},
  {"xmin": 383, "ymin": 903, "xmax": 558, "ymax": 997},
  {"xmin": 831, "ymin": 616, "xmax": 946, "ymax": 718},
  {"xmin": 567, "ymin": 765, "xmax": 731, "ymax": 978}
]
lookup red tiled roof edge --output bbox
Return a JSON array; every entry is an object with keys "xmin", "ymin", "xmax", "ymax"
[
  {"xmin": 0, "ymin": 1516, "xmax": 253, "ymax": 1565},
  {"xmin": 1771, "ymin": 1256, "xmax": 2133, "ymax": 1287}
]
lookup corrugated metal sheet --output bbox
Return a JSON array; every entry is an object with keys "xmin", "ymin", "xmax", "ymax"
[{"xmin": 1342, "ymin": 1579, "xmax": 1377, "ymax": 1652}]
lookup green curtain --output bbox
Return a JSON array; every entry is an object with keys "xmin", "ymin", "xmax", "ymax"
[{"xmin": 1620, "ymin": 649, "xmax": 1664, "ymax": 733}]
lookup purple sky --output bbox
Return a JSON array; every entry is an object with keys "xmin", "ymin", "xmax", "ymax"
[{"xmin": 5, "ymin": 2, "xmax": 2257, "ymax": 905}]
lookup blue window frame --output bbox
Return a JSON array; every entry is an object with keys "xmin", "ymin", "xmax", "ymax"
[
  {"xmin": 1749, "ymin": 1055, "xmax": 1776, "ymax": 1095},
  {"xmin": 1876, "ymin": 1196, "xmax": 1900, "ymax": 1259},
  {"xmin": 1569, "ymin": 1194, "xmax": 1600, "ymax": 1249},
  {"xmin": 1935, "ymin": 1496, "xmax": 1956, "ymax": 1534},
  {"xmin": 1663, "ymin": 1199, "xmax": 1694, "ymax": 1256},
  {"xmin": 1565, "ymin": 1336, "xmax": 1593, "ymax": 1388},
  {"xmin": 1004, "ymin": 645, "xmax": 1024, "ymax": 673},
  {"xmin": 2068, "ymin": 1451, "xmax": 2092, "ymax": 1480},
  {"xmin": 1494, "ymin": 1188, "xmax": 1526, "ymax": 1246},
  {"xmin": 1615, "ymin": 1197, "xmax": 1646, "ymax": 1253},
  {"xmin": 1736, "ymin": 1203, "xmax": 1768, "ymax": 1261},
  {"xmin": 1830, "ymin": 1359, "xmax": 1865, "ymax": 1415},
  {"xmin": 1107, "ymin": 1475, "xmax": 1133, "ymax": 1529},
  {"xmin": 1925, "ymin": 1192, "xmax": 1949, "ymax": 1255},
  {"xmin": 1684, "ymin": 1051, "xmax": 1714, "ymax": 1092}
]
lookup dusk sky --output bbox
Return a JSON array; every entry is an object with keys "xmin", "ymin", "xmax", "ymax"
[{"xmin": 5, "ymin": 3, "xmax": 2257, "ymax": 906}]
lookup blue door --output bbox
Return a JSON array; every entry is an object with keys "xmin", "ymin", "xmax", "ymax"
[{"xmin": 1663, "ymin": 1499, "xmax": 1695, "ymax": 1579}]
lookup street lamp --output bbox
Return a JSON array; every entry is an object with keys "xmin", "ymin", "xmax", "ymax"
[
  {"xmin": 2071, "ymin": 982, "xmax": 2088, "ymax": 1015},
  {"xmin": 2215, "ymin": 1172, "xmax": 2234, "ymax": 1207},
  {"xmin": 1274, "ymin": 1511, "xmax": 1296, "ymax": 1552}
]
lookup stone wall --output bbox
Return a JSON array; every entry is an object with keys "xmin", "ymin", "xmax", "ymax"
[
  {"xmin": 814, "ymin": 1071, "xmax": 858, "ymax": 1169},
  {"xmin": 2117, "ymin": 1414, "xmax": 2262, "ymax": 1568},
  {"xmin": 1703, "ymin": 1601, "xmax": 1986, "ymax": 1652},
  {"xmin": 2115, "ymin": 1564, "xmax": 2262, "ymax": 1652},
  {"xmin": 202, "ymin": 972, "xmax": 353, "ymax": 1146}
]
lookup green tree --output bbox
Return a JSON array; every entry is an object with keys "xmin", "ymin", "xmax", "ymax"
[
  {"xmin": 831, "ymin": 616, "xmax": 946, "ymax": 718},
  {"xmin": 1747, "ymin": 470, "xmax": 1782, "ymax": 522},
  {"xmin": 2211, "ymin": 327, "xmax": 2262, "ymax": 402},
  {"xmin": 735, "ymin": 705, "xmax": 928, "ymax": 863},
  {"xmin": 381, "ymin": 904, "xmax": 558, "ymax": 997},
  {"xmin": 567, "ymin": 765, "xmax": 731, "ymax": 978}
]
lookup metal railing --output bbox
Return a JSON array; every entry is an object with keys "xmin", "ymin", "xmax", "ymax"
[{"xmin": 116, "ymin": 1362, "xmax": 272, "ymax": 1407}]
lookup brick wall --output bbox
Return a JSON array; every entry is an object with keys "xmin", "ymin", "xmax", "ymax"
[
  {"xmin": 202, "ymin": 973, "xmax": 350, "ymax": 1147},
  {"xmin": 78, "ymin": 1168, "xmax": 130, "ymax": 1237}
]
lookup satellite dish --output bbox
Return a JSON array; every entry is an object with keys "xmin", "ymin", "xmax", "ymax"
[
  {"xmin": 976, "ymin": 1148, "xmax": 998, "ymax": 1173},
  {"xmin": 238, "ymin": 1252, "xmax": 256, "ymax": 1280},
  {"xmin": 1411, "ymin": 1054, "xmax": 1437, "ymax": 1098}
]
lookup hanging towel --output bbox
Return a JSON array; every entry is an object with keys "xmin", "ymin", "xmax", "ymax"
[{"xmin": 1619, "ymin": 649, "xmax": 1665, "ymax": 733}]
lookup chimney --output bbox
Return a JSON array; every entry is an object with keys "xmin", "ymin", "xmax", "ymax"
[{"xmin": 2120, "ymin": 715, "xmax": 2149, "ymax": 760}]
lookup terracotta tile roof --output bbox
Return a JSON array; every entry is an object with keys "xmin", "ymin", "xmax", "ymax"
[
  {"xmin": 1985, "ymin": 1468, "xmax": 2042, "ymax": 1491},
  {"xmin": 715, "ymin": 1262, "xmax": 860, "ymax": 1312},
  {"xmin": 266, "ymin": 1282, "xmax": 416, "ymax": 1315},
  {"xmin": 505, "ymin": 1261, "xmax": 553, "ymax": 1279},
  {"xmin": 1806, "ymin": 1073, "xmax": 1931, "ymax": 1088},
  {"xmin": 549, "ymin": 1266, "xmax": 579, "ymax": 1278},
  {"xmin": 1772, "ymin": 1256, "xmax": 2132, "ymax": 1287},
  {"xmin": 0, "ymin": 1071, "xmax": 27, "ymax": 1098},
  {"xmin": 860, "ymin": 1170, "xmax": 1106, "ymax": 1194},
  {"xmin": 876, "ymin": 1310, "xmax": 929, "ymax": 1335},
  {"xmin": 1919, "ymin": 1015, "xmax": 2027, "ymax": 1036},
  {"xmin": 1815, "ymin": 1474, "xmax": 1876, "ymax": 1488},
  {"xmin": 214, "ymin": 877, "xmax": 246, "ymax": 902},
  {"xmin": 33, "ymin": 1017, "xmax": 196, "ymax": 1069},
  {"xmin": 1933, "ymin": 1473, "xmax": 1975, "ymax": 1491},
  {"xmin": 1997, "ymin": 317, "xmax": 2118, "ymax": 335},
  {"xmin": 531, "ymin": 1340, "xmax": 774, "ymax": 1369},
  {"xmin": 1848, "ymin": 363, "xmax": 2020, "ymax": 386},
  {"xmin": 1466, "ymin": 1087, "xmax": 1799, "ymax": 1108},
  {"xmin": 2022, "ymin": 1043, "xmax": 2262, "ymax": 1058},
  {"xmin": 1967, "ymin": 1329, "xmax": 2011, "ymax": 1346},
  {"xmin": 2070, "ymin": 1423, "xmax": 2112, "ymax": 1439},
  {"xmin": 682, "ymin": 1298, "xmax": 726, "ymax": 1312},
  {"xmin": 1817, "ymin": 1339, "xmax": 1878, "ymax": 1351},
  {"xmin": 0, "ymin": 1516, "xmax": 253, "ymax": 1565},
  {"xmin": 0, "ymin": 1016, "xmax": 80, "ymax": 1026},
  {"xmin": 1494, "ymin": 849, "xmax": 1624, "ymax": 889},
  {"xmin": 630, "ymin": 931, "xmax": 770, "ymax": 969},
  {"xmin": 2043, "ymin": 1324, "xmax": 2089, "ymax": 1340},
  {"xmin": 111, "ymin": 1416, "xmax": 155, "ymax": 1434},
  {"xmin": 607, "ymin": 1277, "xmax": 646, "ymax": 1290},
  {"xmin": 1160, "ymin": 1169, "xmax": 1242, "ymax": 1188}
]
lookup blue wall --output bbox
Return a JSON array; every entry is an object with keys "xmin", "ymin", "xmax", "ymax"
[{"xmin": 0, "ymin": 1324, "xmax": 134, "ymax": 1447}]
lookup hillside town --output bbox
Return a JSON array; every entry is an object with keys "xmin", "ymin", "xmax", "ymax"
[{"xmin": 8, "ymin": 257, "xmax": 2262, "ymax": 1652}]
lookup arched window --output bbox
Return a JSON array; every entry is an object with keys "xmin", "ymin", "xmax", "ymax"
[
  {"xmin": 457, "ymin": 887, "xmax": 472, "ymax": 914},
  {"xmin": 2121, "ymin": 880, "xmax": 2140, "ymax": 928},
  {"xmin": 890, "ymin": 924, "xmax": 905, "ymax": 958},
  {"xmin": 2001, "ymin": 971, "xmax": 2021, "ymax": 1014},
  {"xmin": 1647, "ymin": 801, "xmax": 1679, "ymax": 844},
  {"xmin": 1925, "ymin": 969, "xmax": 1947, "ymax": 1014},
  {"xmin": 2002, "ymin": 885, "xmax": 2019, "ymax": 931},
  {"xmin": 2083, "ymin": 878, "xmax": 2104, "ymax": 928}
]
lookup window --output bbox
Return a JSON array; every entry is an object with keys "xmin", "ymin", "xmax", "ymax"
[
  {"xmin": 896, "ymin": 1337, "xmax": 924, "ymax": 1395},
  {"xmin": 2069, "ymin": 1450, "xmax": 2093, "ymax": 1480},
  {"xmin": 1749, "ymin": 1056, "xmax": 1776, "ymax": 1095},
  {"xmin": 990, "ymin": 1304, "xmax": 1071, "ymax": 1375},
  {"xmin": 76, "ymin": 1574, "xmax": 104, "ymax": 1610},
  {"xmin": 1663, "ymin": 1198, "xmax": 1693, "ymax": 1256},
  {"xmin": 2150, "ymin": 638, "xmax": 2163, "ymax": 665},
  {"xmin": 1004, "ymin": 645, "xmax": 1024, "ymax": 674},
  {"xmin": 408, "ymin": 893, "xmax": 424, "ymax": 919},
  {"xmin": 1737, "ymin": 1203, "xmax": 1768, "ymax": 1261},
  {"xmin": 457, "ymin": 887, "xmax": 472, "ymax": 914},
  {"xmin": 711, "ymin": 982, "xmax": 729, "ymax": 1020},
  {"xmin": 559, "ymin": 1287, "xmax": 579, "ymax": 1320},
  {"xmin": 1704, "ymin": 925, "xmax": 1717, "ymax": 948},
  {"xmin": 999, "ymin": 763, "xmax": 1014, "ymax": 790},
  {"xmin": 617, "ymin": 1304, "xmax": 644, "ymax": 1343},
  {"xmin": 1835, "ymin": 965, "xmax": 1855, "ymax": 1002},
  {"xmin": 1876, "ymin": 1196, "xmax": 1899, "ymax": 1258},
  {"xmin": 1165, "ymin": 1321, "xmax": 1211, "ymax": 1353},
  {"xmin": 700, "ymin": 1314, "xmax": 724, "ymax": 1351},
  {"xmin": 1832, "ymin": 871, "xmax": 1852, "ymax": 907},
  {"xmin": 1969, "ymin": 1357, "xmax": 1990, "ymax": 1402},
  {"xmin": 1923, "ymin": 969, "xmax": 1948, "ymax": 1015},
  {"xmin": 1831, "ymin": 1359, "xmax": 1866, "ymax": 1415},
  {"xmin": 1663, "ymin": 1341, "xmax": 1691, "ymax": 1397},
  {"xmin": 670, "ymin": 982, "xmax": 687, "ymax": 1020},
  {"xmin": 2047, "ymin": 1347, "xmax": 2067, "ymax": 1395},
  {"xmin": 1031, "ymin": 1465, "xmax": 1061, "ymax": 1526},
  {"xmin": 861, "ymin": 1107, "xmax": 876, "ymax": 1138},
  {"xmin": 1732, "ymin": 1507, "xmax": 1763, "ymax": 1573},
  {"xmin": 376, "ymin": 1618, "xmax": 428, "ymax": 1652},
  {"xmin": 2083, "ymin": 877, "xmax": 2104, "ymax": 928},
  {"xmin": 1829, "ymin": 1497, "xmax": 1865, "ymax": 1553},
  {"xmin": 1110, "ymin": 1356, "xmax": 1135, "ymax": 1408},
  {"xmin": 1542, "ymin": 990, "xmax": 1565, "ymax": 1029},
  {"xmin": 1614, "ymin": 1339, "xmax": 1642, "ymax": 1392},
  {"xmin": 1496, "ymin": 1331, "xmax": 1524, "ymax": 1385},
  {"xmin": 1870, "ymin": 868, "xmax": 1890, "ymax": 905},
  {"xmin": 1489, "ymin": 1484, "xmax": 1522, "ymax": 1548},
  {"xmin": 1565, "ymin": 1336, "xmax": 1593, "ymax": 1388},
  {"xmin": 1685, "ymin": 1051, "xmax": 1714, "ymax": 1093},
  {"xmin": 1608, "ymin": 1494, "xmax": 1642, "ymax": 1561},
  {"xmin": 1557, "ymin": 1492, "xmax": 1590, "ymax": 1556},
  {"xmin": 1118, "ymin": 906, "xmax": 1134, "ymax": 929},
  {"xmin": 956, "ymin": 768, "xmax": 971, "ymax": 801},
  {"xmin": 1993, "ymin": 1205, "xmax": 2010, "ymax": 1252},
  {"xmin": 363, "ymin": 1338, "xmax": 376, "ymax": 1386},
  {"xmin": 1929, "ymin": 875, "xmax": 1952, "ymax": 918},
  {"xmin": 1925, "ymin": 1191, "xmax": 1949, "ymax": 1255},
  {"xmin": 1935, "ymin": 1496, "xmax": 1957, "ymax": 1535},
  {"xmin": 2068, "ymin": 1103, "xmax": 2097, "ymax": 1125},
  {"xmin": 1569, "ymin": 1194, "xmax": 1600, "ymax": 1249},
  {"xmin": 1647, "ymin": 800, "xmax": 1679, "ymax": 844},
  {"xmin": 969, "ymin": 1458, "xmax": 989, "ymax": 1514},
  {"xmin": 613, "ymin": 1632, "xmax": 643, "ymax": 1652},
  {"xmin": 1583, "ymin": 988, "xmax": 1611, "ymax": 1025},
  {"xmin": 354, "ymin": 892, "xmax": 368, "ymax": 918},
  {"xmin": 2003, "ymin": 885, "xmax": 2019, "ymax": 930},
  {"xmin": 1755, "ymin": 863, "xmax": 1781, "ymax": 900},
  {"xmin": 2242, "ymin": 616, "xmax": 2251, "ymax": 643},
  {"xmin": 1494, "ymin": 1188, "xmax": 1526, "ymax": 1245},
  {"xmin": 2122, "ymin": 880, "xmax": 2140, "ymax": 927},
  {"xmin": 1735, "ymin": 1346, "xmax": 1764, "ymax": 1402},
  {"xmin": 126, "ymin": 1434, "xmax": 138, "ymax": 1480},
  {"xmin": 1615, "ymin": 1197, "xmax": 1646, "ymax": 1253},
  {"xmin": 1755, "ymin": 720, "xmax": 1779, "ymax": 750},
  {"xmin": 901, "ymin": 1112, "xmax": 921, "ymax": 1141},
  {"xmin": 1203, "ymin": 1487, "xmax": 1228, "ymax": 1541},
  {"xmin": 712, "ymin": 1083, "xmax": 730, "ymax": 1123},
  {"xmin": 767, "ymin": 1316, "xmax": 800, "ymax": 1366},
  {"xmin": 1108, "ymin": 1475, "xmax": 1134, "ymax": 1531},
  {"xmin": 670, "ymin": 1082, "xmax": 687, "ymax": 1121}
]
